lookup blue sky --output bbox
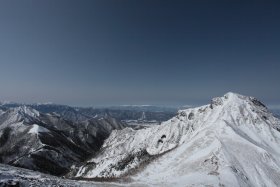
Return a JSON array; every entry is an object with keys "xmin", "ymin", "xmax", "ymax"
[{"xmin": 0, "ymin": 1, "xmax": 279, "ymax": 106}]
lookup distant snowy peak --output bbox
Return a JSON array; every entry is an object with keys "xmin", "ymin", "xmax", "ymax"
[
  {"xmin": 2, "ymin": 106, "xmax": 41, "ymax": 124},
  {"xmin": 34, "ymin": 102, "xmax": 54, "ymax": 105},
  {"xmin": 0, "ymin": 106, "xmax": 41, "ymax": 128},
  {"xmin": 13, "ymin": 106, "xmax": 40, "ymax": 117},
  {"xmin": 0, "ymin": 101, "xmax": 15, "ymax": 106}
]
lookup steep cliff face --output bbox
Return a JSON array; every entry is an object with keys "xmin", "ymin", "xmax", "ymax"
[{"xmin": 73, "ymin": 93, "xmax": 280, "ymax": 187}]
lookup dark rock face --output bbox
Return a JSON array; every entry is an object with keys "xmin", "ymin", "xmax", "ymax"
[
  {"xmin": 271, "ymin": 109, "xmax": 280, "ymax": 119},
  {"xmin": 0, "ymin": 179, "xmax": 20, "ymax": 187},
  {"xmin": 0, "ymin": 127, "xmax": 11, "ymax": 147},
  {"xmin": 0, "ymin": 106, "xmax": 125, "ymax": 176},
  {"xmin": 250, "ymin": 97, "xmax": 267, "ymax": 108},
  {"xmin": 210, "ymin": 97, "xmax": 223, "ymax": 109},
  {"xmin": 188, "ymin": 112, "xmax": 194, "ymax": 120}
]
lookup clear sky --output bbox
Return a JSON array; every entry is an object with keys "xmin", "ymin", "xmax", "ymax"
[{"xmin": 0, "ymin": 1, "xmax": 279, "ymax": 107}]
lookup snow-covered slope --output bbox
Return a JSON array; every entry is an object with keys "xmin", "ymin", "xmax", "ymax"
[
  {"xmin": 0, "ymin": 106, "xmax": 125, "ymax": 176},
  {"xmin": 72, "ymin": 92, "xmax": 280, "ymax": 187},
  {"xmin": 0, "ymin": 163, "xmax": 118, "ymax": 187}
]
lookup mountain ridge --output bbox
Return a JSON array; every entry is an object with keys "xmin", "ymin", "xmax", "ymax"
[
  {"xmin": 71, "ymin": 92, "xmax": 280, "ymax": 187},
  {"xmin": 0, "ymin": 105, "xmax": 125, "ymax": 175},
  {"xmin": 1, "ymin": 92, "xmax": 280, "ymax": 186}
]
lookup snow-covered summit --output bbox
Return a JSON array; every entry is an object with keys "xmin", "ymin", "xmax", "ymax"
[
  {"xmin": 13, "ymin": 106, "xmax": 40, "ymax": 117},
  {"xmin": 73, "ymin": 92, "xmax": 280, "ymax": 187},
  {"xmin": 0, "ymin": 106, "xmax": 40, "ymax": 127}
]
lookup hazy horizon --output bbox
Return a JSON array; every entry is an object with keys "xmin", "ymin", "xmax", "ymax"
[
  {"xmin": 1, "ymin": 96, "xmax": 280, "ymax": 110},
  {"xmin": 0, "ymin": 1, "xmax": 279, "ymax": 107}
]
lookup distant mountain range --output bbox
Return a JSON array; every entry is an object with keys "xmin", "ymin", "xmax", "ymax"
[
  {"xmin": 0, "ymin": 103, "xmax": 177, "ymax": 124},
  {"xmin": 1, "ymin": 95, "xmax": 280, "ymax": 186},
  {"xmin": 271, "ymin": 109, "xmax": 280, "ymax": 118},
  {"xmin": 0, "ymin": 103, "xmax": 176, "ymax": 176},
  {"xmin": 0, "ymin": 105, "xmax": 125, "ymax": 176}
]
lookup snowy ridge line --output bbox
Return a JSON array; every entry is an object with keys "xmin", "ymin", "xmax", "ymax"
[
  {"xmin": 70, "ymin": 92, "xmax": 280, "ymax": 187},
  {"xmin": 0, "ymin": 104, "xmax": 125, "ymax": 176}
]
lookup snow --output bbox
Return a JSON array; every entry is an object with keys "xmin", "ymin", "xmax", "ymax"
[
  {"xmin": 0, "ymin": 102, "xmax": 126, "ymax": 176},
  {"xmin": 73, "ymin": 92, "xmax": 280, "ymax": 187},
  {"xmin": 28, "ymin": 124, "xmax": 50, "ymax": 134},
  {"xmin": 17, "ymin": 106, "xmax": 40, "ymax": 117},
  {"xmin": 0, "ymin": 164, "xmax": 115, "ymax": 187},
  {"xmin": 2, "ymin": 92, "xmax": 280, "ymax": 186}
]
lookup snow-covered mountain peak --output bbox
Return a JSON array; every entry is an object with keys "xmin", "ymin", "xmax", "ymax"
[
  {"xmin": 0, "ymin": 106, "xmax": 41, "ymax": 127},
  {"xmin": 176, "ymin": 92, "xmax": 277, "ymax": 133},
  {"xmin": 12, "ymin": 106, "xmax": 40, "ymax": 118},
  {"xmin": 209, "ymin": 92, "xmax": 259, "ymax": 109},
  {"xmin": 213, "ymin": 92, "xmax": 267, "ymax": 109},
  {"xmin": 73, "ymin": 93, "xmax": 280, "ymax": 186},
  {"xmin": 224, "ymin": 91, "xmax": 243, "ymax": 98}
]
